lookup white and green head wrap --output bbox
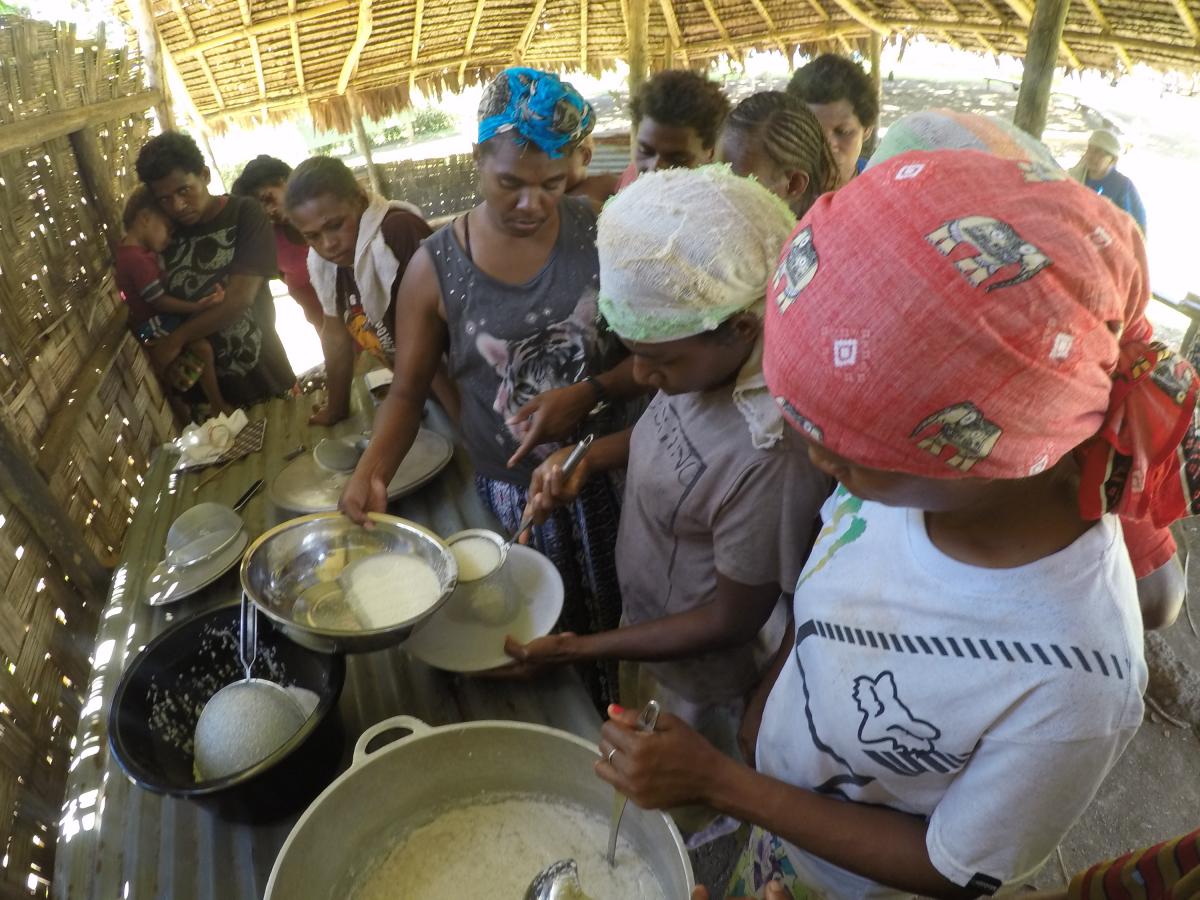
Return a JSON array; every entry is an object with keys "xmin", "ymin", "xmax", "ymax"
[
  {"xmin": 597, "ymin": 165, "xmax": 798, "ymax": 447},
  {"xmin": 597, "ymin": 164, "xmax": 797, "ymax": 343}
]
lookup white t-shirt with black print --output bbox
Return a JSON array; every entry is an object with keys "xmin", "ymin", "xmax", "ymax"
[{"xmin": 755, "ymin": 487, "xmax": 1146, "ymax": 899}]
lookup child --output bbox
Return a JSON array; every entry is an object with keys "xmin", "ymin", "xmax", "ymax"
[
  {"xmin": 597, "ymin": 150, "xmax": 1193, "ymax": 898},
  {"xmin": 116, "ymin": 186, "xmax": 233, "ymax": 416},
  {"xmin": 507, "ymin": 167, "xmax": 831, "ymax": 784}
]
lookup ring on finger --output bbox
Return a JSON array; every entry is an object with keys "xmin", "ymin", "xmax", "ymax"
[{"xmin": 606, "ymin": 747, "xmax": 617, "ymax": 764}]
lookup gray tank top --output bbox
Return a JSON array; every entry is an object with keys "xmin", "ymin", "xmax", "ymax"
[{"xmin": 429, "ymin": 196, "xmax": 624, "ymax": 485}]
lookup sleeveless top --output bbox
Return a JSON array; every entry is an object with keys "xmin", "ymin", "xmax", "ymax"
[{"xmin": 428, "ymin": 196, "xmax": 624, "ymax": 485}]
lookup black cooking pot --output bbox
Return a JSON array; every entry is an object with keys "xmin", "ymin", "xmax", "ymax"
[{"xmin": 108, "ymin": 603, "xmax": 346, "ymax": 822}]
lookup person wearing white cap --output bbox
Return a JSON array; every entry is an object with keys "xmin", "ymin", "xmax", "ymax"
[{"xmin": 1069, "ymin": 128, "xmax": 1147, "ymax": 233}]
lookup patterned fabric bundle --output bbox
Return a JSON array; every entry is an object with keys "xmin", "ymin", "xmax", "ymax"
[
  {"xmin": 597, "ymin": 165, "xmax": 798, "ymax": 447},
  {"xmin": 764, "ymin": 148, "xmax": 1199, "ymax": 526},
  {"xmin": 477, "ymin": 67, "xmax": 595, "ymax": 158},
  {"xmin": 865, "ymin": 108, "xmax": 1061, "ymax": 174},
  {"xmin": 1068, "ymin": 826, "xmax": 1200, "ymax": 900}
]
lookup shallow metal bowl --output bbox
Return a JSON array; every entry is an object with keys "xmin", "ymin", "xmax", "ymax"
[{"xmin": 241, "ymin": 513, "xmax": 458, "ymax": 654}]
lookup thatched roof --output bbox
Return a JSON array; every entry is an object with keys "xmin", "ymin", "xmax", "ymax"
[{"xmin": 121, "ymin": 0, "xmax": 1200, "ymax": 133}]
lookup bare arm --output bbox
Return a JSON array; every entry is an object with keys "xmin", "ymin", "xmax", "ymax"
[
  {"xmin": 599, "ymin": 712, "xmax": 973, "ymax": 900},
  {"xmin": 312, "ymin": 315, "xmax": 354, "ymax": 426},
  {"xmin": 506, "ymin": 355, "xmax": 650, "ymax": 466},
  {"xmin": 160, "ymin": 272, "xmax": 260, "ymax": 345},
  {"xmin": 151, "ymin": 289, "xmax": 221, "ymax": 316},
  {"xmin": 339, "ymin": 245, "xmax": 449, "ymax": 522},
  {"xmin": 507, "ymin": 573, "xmax": 780, "ymax": 664}
]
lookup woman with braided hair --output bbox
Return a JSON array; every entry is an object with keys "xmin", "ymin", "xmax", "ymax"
[{"xmin": 717, "ymin": 91, "xmax": 839, "ymax": 218}]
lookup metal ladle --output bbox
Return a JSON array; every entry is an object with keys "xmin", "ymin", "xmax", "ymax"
[
  {"xmin": 524, "ymin": 859, "xmax": 594, "ymax": 900},
  {"xmin": 505, "ymin": 434, "xmax": 595, "ymax": 551},
  {"xmin": 606, "ymin": 700, "xmax": 660, "ymax": 866},
  {"xmin": 193, "ymin": 593, "xmax": 306, "ymax": 780},
  {"xmin": 524, "ymin": 699, "xmax": 661, "ymax": 900}
]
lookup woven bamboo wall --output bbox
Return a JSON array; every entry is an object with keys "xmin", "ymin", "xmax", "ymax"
[
  {"xmin": 375, "ymin": 153, "xmax": 482, "ymax": 221},
  {"xmin": 0, "ymin": 16, "xmax": 174, "ymax": 896}
]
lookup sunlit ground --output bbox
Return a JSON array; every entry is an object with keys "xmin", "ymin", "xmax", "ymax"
[{"xmin": 271, "ymin": 282, "xmax": 323, "ymax": 376}]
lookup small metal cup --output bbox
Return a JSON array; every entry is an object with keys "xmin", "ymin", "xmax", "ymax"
[{"xmin": 445, "ymin": 529, "xmax": 517, "ymax": 626}]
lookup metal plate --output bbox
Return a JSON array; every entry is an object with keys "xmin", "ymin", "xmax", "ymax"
[
  {"xmin": 268, "ymin": 428, "xmax": 453, "ymax": 514},
  {"xmin": 403, "ymin": 545, "xmax": 564, "ymax": 673},
  {"xmin": 145, "ymin": 530, "xmax": 250, "ymax": 606}
]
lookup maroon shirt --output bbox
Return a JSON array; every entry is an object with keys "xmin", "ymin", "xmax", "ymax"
[
  {"xmin": 274, "ymin": 224, "xmax": 323, "ymax": 326},
  {"xmin": 115, "ymin": 244, "xmax": 165, "ymax": 329}
]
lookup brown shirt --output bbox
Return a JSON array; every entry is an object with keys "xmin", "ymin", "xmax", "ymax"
[{"xmin": 617, "ymin": 386, "xmax": 831, "ymax": 702}]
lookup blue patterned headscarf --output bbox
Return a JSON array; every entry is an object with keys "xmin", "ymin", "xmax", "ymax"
[{"xmin": 477, "ymin": 67, "xmax": 595, "ymax": 158}]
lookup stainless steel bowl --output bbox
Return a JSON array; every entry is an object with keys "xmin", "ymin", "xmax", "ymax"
[{"xmin": 241, "ymin": 513, "xmax": 458, "ymax": 654}]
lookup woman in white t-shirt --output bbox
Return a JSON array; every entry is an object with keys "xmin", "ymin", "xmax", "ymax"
[{"xmin": 596, "ymin": 149, "xmax": 1197, "ymax": 898}]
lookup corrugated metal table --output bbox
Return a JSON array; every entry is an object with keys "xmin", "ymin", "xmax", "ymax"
[{"xmin": 52, "ymin": 386, "xmax": 601, "ymax": 899}]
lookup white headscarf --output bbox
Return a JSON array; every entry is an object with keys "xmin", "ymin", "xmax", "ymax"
[{"xmin": 597, "ymin": 165, "xmax": 797, "ymax": 448}]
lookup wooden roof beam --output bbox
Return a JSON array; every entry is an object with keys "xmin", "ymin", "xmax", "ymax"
[
  {"xmin": 235, "ymin": 0, "xmax": 267, "ymax": 100},
  {"xmin": 1001, "ymin": 0, "xmax": 1081, "ymax": 68},
  {"xmin": 1077, "ymin": 0, "xmax": 1133, "ymax": 68},
  {"xmin": 184, "ymin": 1, "xmax": 353, "ymax": 57},
  {"xmin": 337, "ymin": 0, "xmax": 374, "ymax": 94},
  {"xmin": 459, "ymin": 0, "xmax": 487, "ymax": 85},
  {"xmin": 166, "ymin": 0, "xmax": 224, "ymax": 109},
  {"xmin": 699, "ymin": 0, "xmax": 739, "ymax": 58},
  {"xmin": 827, "ymin": 0, "xmax": 892, "ymax": 37},
  {"xmin": 580, "ymin": 0, "xmax": 588, "ymax": 70},
  {"xmin": 409, "ymin": 0, "xmax": 425, "ymax": 95},
  {"xmin": 288, "ymin": 0, "xmax": 305, "ymax": 91},
  {"xmin": 806, "ymin": 0, "xmax": 833, "ymax": 22},
  {"xmin": 1168, "ymin": 0, "xmax": 1200, "ymax": 44},
  {"xmin": 747, "ymin": 0, "xmax": 790, "ymax": 54},
  {"xmin": 516, "ymin": 0, "xmax": 550, "ymax": 62},
  {"xmin": 657, "ymin": 0, "xmax": 689, "ymax": 65}
]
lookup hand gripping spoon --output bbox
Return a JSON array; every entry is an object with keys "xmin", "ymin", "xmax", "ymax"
[
  {"xmin": 606, "ymin": 699, "xmax": 660, "ymax": 867},
  {"xmin": 505, "ymin": 434, "xmax": 595, "ymax": 550}
]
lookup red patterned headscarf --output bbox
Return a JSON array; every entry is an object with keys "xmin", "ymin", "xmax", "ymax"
[{"xmin": 764, "ymin": 149, "xmax": 1198, "ymax": 527}]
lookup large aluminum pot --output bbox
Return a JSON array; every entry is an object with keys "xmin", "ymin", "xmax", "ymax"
[{"xmin": 266, "ymin": 716, "xmax": 695, "ymax": 899}]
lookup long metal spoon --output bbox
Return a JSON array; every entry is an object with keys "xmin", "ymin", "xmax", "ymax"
[
  {"xmin": 506, "ymin": 434, "xmax": 595, "ymax": 550},
  {"xmin": 524, "ymin": 858, "xmax": 593, "ymax": 900},
  {"xmin": 606, "ymin": 699, "xmax": 660, "ymax": 867}
]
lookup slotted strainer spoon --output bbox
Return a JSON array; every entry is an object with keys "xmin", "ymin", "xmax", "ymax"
[{"xmin": 193, "ymin": 592, "xmax": 306, "ymax": 780}]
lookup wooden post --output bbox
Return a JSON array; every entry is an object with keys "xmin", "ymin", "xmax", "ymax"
[
  {"xmin": 1014, "ymin": 0, "xmax": 1071, "ymax": 138},
  {"xmin": 0, "ymin": 416, "xmax": 108, "ymax": 598},
  {"xmin": 126, "ymin": 0, "xmax": 175, "ymax": 128},
  {"xmin": 627, "ymin": 0, "xmax": 649, "ymax": 153},
  {"xmin": 69, "ymin": 128, "xmax": 125, "ymax": 258},
  {"xmin": 348, "ymin": 91, "xmax": 385, "ymax": 197},
  {"xmin": 869, "ymin": 32, "xmax": 882, "ymax": 98}
]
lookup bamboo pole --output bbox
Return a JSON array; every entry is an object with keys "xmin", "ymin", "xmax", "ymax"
[
  {"xmin": 348, "ymin": 91, "xmax": 385, "ymax": 197},
  {"xmin": 0, "ymin": 415, "xmax": 109, "ymax": 598},
  {"xmin": 658, "ymin": 0, "xmax": 689, "ymax": 66},
  {"xmin": 126, "ymin": 0, "xmax": 174, "ymax": 128},
  {"xmin": 1014, "ymin": 0, "xmax": 1072, "ymax": 137},
  {"xmin": 869, "ymin": 32, "xmax": 882, "ymax": 96},
  {"xmin": 68, "ymin": 128, "xmax": 124, "ymax": 258},
  {"xmin": 337, "ymin": 0, "xmax": 374, "ymax": 94},
  {"xmin": 0, "ymin": 91, "xmax": 161, "ymax": 156},
  {"xmin": 627, "ymin": 0, "xmax": 649, "ymax": 153},
  {"xmin": 516, "ymin": 0, "xmax": 549, "ymax": 62},
  {"xmin": 459, "ymin": 0, "xmax": 487, "ymax": 86},
  {"xmin": 184, "ymin": 0, "xmax": 353, "ymax": 56}
]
